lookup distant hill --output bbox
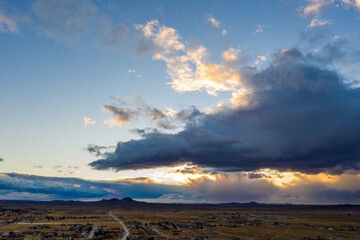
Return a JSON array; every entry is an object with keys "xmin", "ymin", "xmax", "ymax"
[
  {"xmin": 220, "ymin": 201, "xmax": 262, "ymax": 206},
  {"xmin": 0, "ymin": 198, "xmax": 359, "ymax": 211}
]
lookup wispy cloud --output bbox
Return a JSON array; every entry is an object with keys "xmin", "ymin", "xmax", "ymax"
[
  {"xmin": 33, "ymin": 0, "xmax": 129, "ymax": 49},
  {"xmin": 254, "ymin": 24, "xmax": 264, "ymax": 34},
  {"xmin": 340, "ymin": 0, "xmax": 360, "ymax": 11},
  {"xmin": 0, "ymin": 9, "xmax": 18, "ymax": 33},
  {"xmin": 207, "ymin": 14, "xmax": 220, "ymax": 27},
  {"xmin": 308, "ymin": 18, "xmax": 331, "ymax": 27},
  {"xmin": 128, "ymin": 69, "xmax": 136, "ymax": 73}
]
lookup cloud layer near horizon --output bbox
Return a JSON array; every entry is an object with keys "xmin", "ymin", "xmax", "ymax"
[
  {"xmin": 2, "ymin": 172, "xmax": 360, "ymax": 204},
  {"xmin": 0, "ymin": 173, "xmax": 184, "ymax": 200}
]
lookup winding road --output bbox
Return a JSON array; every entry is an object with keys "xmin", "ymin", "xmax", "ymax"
[
  {"xmin": 109, "ymin": 211, "xmax": 129, "ymax": 240},
  {"xmin": 88, "ymin": 224, "xmax": 97, "ymax": 239},
  {"xmin": 151, "ymin": 226, "xmax": 170, "ymax": 239}
]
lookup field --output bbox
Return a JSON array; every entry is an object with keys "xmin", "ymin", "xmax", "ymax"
[{"xmin": 0, "ymin": 199, "xmax": 359, "ymax": 239}]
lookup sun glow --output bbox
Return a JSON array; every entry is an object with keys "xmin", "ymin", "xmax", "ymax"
[
  {"xmin": 152, "ymin": 164, "xmax": 216, "ymax": 185},
  {"xmin": 253, "ymin": 169, "xmax": 298, "ymax": 187}
]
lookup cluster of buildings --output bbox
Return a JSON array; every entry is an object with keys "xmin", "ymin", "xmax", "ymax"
[
  {"xmin": 0, "ymin": 208, "xmax": 46, "ymax": 226},
  {"xmin": 0, "ymin": 223, "xmax": 92, "ymax": 240}
]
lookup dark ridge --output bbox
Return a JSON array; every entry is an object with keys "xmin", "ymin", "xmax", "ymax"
[
  {"xmin": 100, "ymin": 198, "xmax": 120, "ymax": 202},
  {"xmin": 121, "ymin": 197, "xmax": 136, "ymax": 202},
  {"xmin": 99, "ymin": 197, "xmax": 138, "ymax": 203},
  {"xmin": 0, "ymin": 198, "xmax": 359, "ymax": 211},
  {"xmin": 221, "ymin": 201, "xmax": 262, "ymax": 206}
]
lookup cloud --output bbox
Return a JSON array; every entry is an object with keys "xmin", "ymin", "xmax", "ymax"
[
  {"xmin": 1, "ymin": 171, "xmax": 360, "ymax": 203},
  {"xmin": 299, "ymin": 0, "xmax": 334, "ymax": 17},
  {"xmin": 340, "ymin": 0, "xmax": 360, "ymax": 11},
  {"xmin": 114, "ymin": 177, "xmax": 158, "ymax": 184},
  {"xmin": 0, "ymin": 9, "xmax": 18, "ymax": 33},
  {"xmin": 222, "ymin": 29, "xmax": 227, "ymax": 36},
  {"xmin": 299, "ymin": 0, "xmax": 360, "ymax": 17},
  {"xmin": 83, "ymin": 117, "xmax": 96, "ymax": 127},
  {"xmin": 306, "ymin": 38, "xmax": 360, "ymax": 65},
  {"xmin": 207, "ymin": 14, "xmax": 220, "ymax": 27},
  {"xmin": 0, "ymin": 173, "xmax": 108, "ymax": 199},
  {"xmin": 89, "ymin": 40, "xmax": 360, "ymax": 175},
  {"xmin": 68, "ymin": 166, "xmax": 79, "ymax": 169},
  {"xmin": 128, "ymin": 69, "xmax": 136, "ymax": 73},
  {"xmin": 33, "ymin": 165, "xmax": 43, "ymax": 169},
  {"xmin": 103, "ymin": 97, "xmax": 202, "ymax": 129},
  {"xmin": 135, "ymin": 20, "xmax": 244, "ymax": 96},
  {"xmin": 255, "ymin": 56, "xmax": 267, "ymax": 64},
  {"xmin": 142, "ymin": 193, "xmax": 202, "ymax": 204},
  {"xmin": 187, "ymin": 173, "xmax": 278, "ymax": 203},
  {"xmin": 33, "ymin": 0, "xmax": 129, "ymax": 48},
  {"xmin": 0, "ymin": 158, "xmax": 3, "ymax": 162},
  {"xmin": 184, "ymin": 171, "xmax": 360, "ymax": 204},
  {"xmin": 103, "ymin": 105, "xmax": 138, "ymax": 127},
  {"xmin": 0, "ymin": 173, "xmax": 184, "ymax": 200},
  {"xmin": 254, "ymin": 24, "xmax": 264, "ymax": 34},
  {"xmin": 308, "ymin": 18, "xmax": 331, "ymax": 27},
  {"xmin": 87, "ymin": 144, "xmax": 114, "ymax": 157}
]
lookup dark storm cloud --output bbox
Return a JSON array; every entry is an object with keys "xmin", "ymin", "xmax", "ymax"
[
  {"xmin": 103, "ymin": 105, "xmax": 138, "ymax": 125},
  {"xmin": 87, "ymin": 144, "xmax": 114, "ymax": 157},
  {"xmin": 89, "ymin": 41, "xmax": 360, "ymax": 174},
  {"xmin": 299, "ymin": 27, "xmax": 330, "ymax": 46},
  {"xmin": 104, "ymin": 98, "xmax": 203, "ymax": 129},
  {"xmin": 0, "ymin": 173, "xmax": 184, "ymax": 200},
  {"xmin": 306, "ymin": 39, "xmax": 360, "ymax": 65},
  {"xmin": 184, "ymin": 172, "xmax": 360, "ymax": 204}
]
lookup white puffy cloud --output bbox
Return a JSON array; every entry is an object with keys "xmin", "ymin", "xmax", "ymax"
[
  {"xmin": 83, "ymin": 117, "xmax": 96, "ymax": 127},
  {"xmin": 136, "ymin": 20, "xmax": 244, "ymax": 96}
]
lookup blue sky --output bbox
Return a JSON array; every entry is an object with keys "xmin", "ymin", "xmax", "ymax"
[{"xmin": 1, "ymin": 0, "xmax": 360, "ymax": 203}]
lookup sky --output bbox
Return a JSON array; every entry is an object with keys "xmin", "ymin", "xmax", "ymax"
[{"xmin": 1, "ymin": 0, "xmax": 360, "ymax": 204}]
